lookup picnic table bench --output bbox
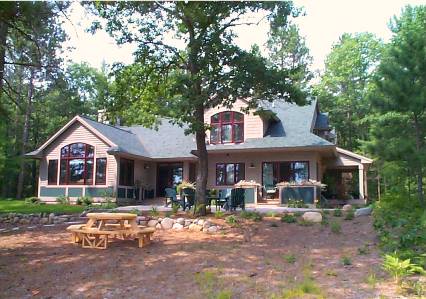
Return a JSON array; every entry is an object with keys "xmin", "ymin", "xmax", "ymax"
[{"xmin": 66, "ymin": 213, "xmax": 155, "ymax": 249}]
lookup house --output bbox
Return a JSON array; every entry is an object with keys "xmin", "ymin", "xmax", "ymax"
[{"xmin": 26, "ymin": 99, "xmax": 372, "ymax": 206}]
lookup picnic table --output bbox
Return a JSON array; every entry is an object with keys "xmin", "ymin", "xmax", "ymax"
[{"xmin": 67, "ymin": 212, "xmax": 155, "ymax": 250}]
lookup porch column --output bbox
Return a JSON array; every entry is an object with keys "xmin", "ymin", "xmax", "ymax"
[
  {"xmin": 358, "ymin": 164, "xmax": 364, "ymax": 200},
  {"xmin": 183, "ymin": 161, "xmax": 190, "ymax": 181}
]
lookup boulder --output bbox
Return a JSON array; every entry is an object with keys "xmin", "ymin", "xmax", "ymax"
[
  {"xmin": 12, "ymin": 217, "xmax": 20, "ymax": 224},
  {"xmin": 161, "ymin": 217, "xmax": 175, "ymax": 230},
  {"xmin": 139, "ymin": 221, "xmax": 148, "ymax": 227},
  {"xmin": 197, "ymin": 219, "xmax": 205, "ymax": 226},
  {"xmin": 176, "ymin": 218, "xmax": 185, "ymax": 225},
  {"xmin": 19, "ymin": 218, "xmax": 30, "ymax": 225},
  {"xmin": 40, "ymin": 218, "xmax": 49, "ymax": 225},
  {"xmin": 355, "ymin": 207, "xmax": 373, "ymax": 217},
  {"xmin": 302, "ymin": 212, "xmax": 322, "ymax": 223},
  {"xmin": 173, "ymin": 223, "xmax": 184, "ymax": 230},
  {"xmin": 147, "ymin": 219, "xmax": 158, "ymax": 227},
  {"xmin": 189, "ymin": 223, "xmax": 203, "ymax": 231},
  {"xmin": 207, "ymin": 226, "xmax": 218, "ymax": 233},
  {"xmin": 203, "ymin": 221, "xmax": 211, "ymax": 228},
  {"xmin": 342, "ymin": 204, "xmax": 353, "ymax": 211},
  {"xmin": 184, "ymin": 220, "xmax": 192, "ymax": 227},
  {"xmin": 155, "ymin": 223, "xmax": 162, "ymax": 230},
  {"xmin": 48, "ymin": 213, "xmax": 55, "ymax": 224}
]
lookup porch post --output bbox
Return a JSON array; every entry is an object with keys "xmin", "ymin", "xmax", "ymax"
[{"xmin": 358, "ymin": 164, "xmax": 364, "ymax": 200}]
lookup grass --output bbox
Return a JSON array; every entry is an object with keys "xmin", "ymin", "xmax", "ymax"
[
  {"xmin": 341, "ymin": 255, "xmax": 352, "ymax": 266},
  {"xmin": 195, "ymin": 270, "xmax": 232, "ymax": 299},
  {"xmin": 333, "ymin": 209, "xmax": 342, "ymax": 217},
  {"xmin": 281, "ymin": 214, "xmax": 296, "ymax": 223},
  {"xmin": 330, "ymin": 221, "xmax": 341, "ymax": 234},
  {"xmin": 0, "ymin": 199, "xmax": 85, "ymax": 214},
  {"xmin": 282, "ymin": 253, "xmax": 297, "ymax": 264}
]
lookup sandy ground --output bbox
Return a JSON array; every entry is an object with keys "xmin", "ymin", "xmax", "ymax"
[{"xmin": 0, "ymin": 216, "xmax": 400, "ymax": 299}]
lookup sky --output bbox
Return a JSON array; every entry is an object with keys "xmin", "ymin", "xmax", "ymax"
[{"xmin": 62, "ymin": 0, "xmax": 426, "ymax": 72}]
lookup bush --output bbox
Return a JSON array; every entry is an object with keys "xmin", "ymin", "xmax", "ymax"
[
  {"xmin": 288, "ymin": 198, "xmax": 307, "ymax": 208},
  {"xmin": 321, "ymin": 214, "xmax": 329, "ymax": 226},
  {"xmin": 225, "ymin": 215, "xmax": 238, "ymax": 225},
  {"xmin": 172, "ymin": 203, "xmax": 180, "ymax": 214},
  {"xmin": 333, "ymin": 209, "xmax": 342, "ymax": 217},
  {"xmin": 283, "ymin": 253, "xmax": 296, "ymax": 264},
  {"xmin": 265, "ymin": 211, "xmax": 277, "ymax": 217},
  {"xmin": 149, "ymin": 207, "xmax": 159, "ymax": 217},
  {"xmin": 129, "ymin": 208, "xmax": 141, "ymax": 215},
  {"xmin": 344, "ymin": 209, "xmax": 355, "ymax": 220},
  {"xmin": 330, "ymin": 221, "xmax": 341, "ymax": 234},
  {"xmin": 383, "ymin": 254, "xmax": 424, "ymax": 284},
  {"xmin": 281, "ymin": 214, "xmax": 296, "ymax": 223},
  {"xmin": 240, "ymin": 210, "xmax": 262, "ymax": 221},
  {"xmin": 215, "ymin": 210, "xmax": 225, "ymax": 218},
  {"xmin": 76, "ymin": 196, "xmax": 93, "ymax": 206},
  {"xmin": 341, "ymin": 256, "xmax": 352, "ymax": 266},
  {"xmin": 56, "ymin": 195, "xmax": 70, "ymax": 204},
  {"xmin": 25, "ymin": 197, "xmax": 40, "ymax": 205},
  {"xmin": 176, "ymin": 181, "xmax": 195, "ymax": 194}
]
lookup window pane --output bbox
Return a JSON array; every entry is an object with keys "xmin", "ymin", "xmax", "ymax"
[
  {"xmin": 222, "ymin": 111, "xmax": 232, "ymax": 123},
  {"xmin": 86, "ymin": 159, "xmax": 94, "ymax": 184},
  {"xmin": 280, "ymin": 162, "xmax": 292, "ymax": 182},
  {"xmin": 70, "ymin": 143, "xmax": 85, "ymax": 157},
  {"xmin": 172, "ymin": 166, "xmax": 183, "ymax": 187},
  {"xmin": 226, "ymin": 164, "xmax": 235, "ymax": 185},
  {"xmin": 263, "ymin": 163, "xmax": 274, "ymax": 187},
  {"xmin": 61, "ymin": 146, "xmax": 69, "ymax": 157},
  {"xmin": 293, "ymin": 162, "xmax": 309, "ymax": 183},
  {"xmin": 119, "ymin": 158, "xmax": 134, "ymax": 186},
  {"xmin": 221, "ymin": 124, "xmax": 232, "ymax": 143},
  {"xmin": 210, "ymin": 125, "xmax": 220, "ymax": 144},
  {"xmin": 235, "ymin": 163, "xmax": 245, "ymax": 183},
  {"xmin": 60, "ymin": 160, "xmax": 67, "ymax": 184},
  {"xmin": 96, "ymin": 158, "xmax": 107, "ymax": 185},
  {"xmin": 216, "ymin": 164, "xmax": 225, "ymax": 185},
  {"xmin": 69, "ymin": 159, "xmax": 85, "ymax": 184},
  {"xmin": 87, "ymin": 145, "xmax": 94, "ymax": 158},
  {"xmin": 233, "ymin": 123, "xmax": 243, "ymax": 142},
  {"xmin": 211, "ymin": 113, "xmax": 220, "ymax": 123},
  {"xmin": 234, "ymin": 112, "xmax": 243, "ymax": 122},
  {"xmin": 48, "ymin": 160, "xmax": 58, "ymax": 185}
]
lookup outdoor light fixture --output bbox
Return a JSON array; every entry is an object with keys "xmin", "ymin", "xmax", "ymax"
[
  {"xmin": 249, "ymin": 162, "xmax": 255, "ymax": 168},
  {"xmin": 143, "ymin": 163, "xmax": 150, "ymax": 169}
]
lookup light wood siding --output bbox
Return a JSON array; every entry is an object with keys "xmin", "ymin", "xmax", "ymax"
[
  {"xmin": 207, "ymin": 151, "xmax": 320, "ymax": 189},
  {"xmin": 204, "ymin": 99, "xmax": 264, "ymax": 142},
  {"xmin": 39, "ymin": 121, "xmax": 117, "ymax": 201}
]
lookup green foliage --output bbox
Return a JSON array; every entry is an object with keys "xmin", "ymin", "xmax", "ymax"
[
  {"xmin": 239, "ymin": 210, "xmax": 262, "ymax": 221},
  {"xmin": 149, "ymin": 207, "xmax": 159, "ymax": 217},
  {"xmin": 333, "ymin": 209, "xmax": 342, "ymax": 217},
  {"xmin": 225, "ymin": 215, "xmax": 238, "ymax": 225},
  {"xmin": 297, "ymin": 218, "xmax": 314, "ymax": 226},
  {"xmin": 24, "ymin": 197, "xmax": 40, "ymax": 205},
  {"xmin": 214, "ymin": 210, "xmax": 225, "ymax": 218},
  {"xmin": 341, "ymin": 256, "xmax": 352, "ymax": 266},
  {"xmin": 282, "ymin": 253, "xmax": 296, "ymax": 264},
  {"xmin": 172, "ymin": 203, "xmax": 180, "ymax": 214},
  {"xmin": 266, "ymin": 211, "xmax": 277, "ymax": 217},
  {"xmin": 358, "ymin": 244, "xmax": 370, "ymax": 255},
  {"xmin": 176, "ymin": 181, "xmax": 195, "ymax": 194},
  {"xmin": 382, "ymin": 254, "xmax": 424, "ymax": 284},
  {"xmin": 128, "ymin": 208, "xmax": 141, "ymax": 216},
  {"xmin": 76, "ymin": 196, "xmax": 93, "ymax": 207},
  {"xmin": 330, "ymin": 221, "xmax": 341, "ymax": 234},
  {"xmin": 56, "ymin": 195, "xmax": 70, "ymax": 205},
  {"xmin": 344, "ymin": 209, "xmax": 355, "ymax": 220},
  {"xmin": 0, "ymin": 199, "xmax": 84, "ymax": 214},
  {"xmin": 287, "ymin": 198, "xmax": 307, "ymax": 208},
  {"xmin": 321, "ymin": 214, "xmax": 329, "ymax": 226},
  {"xmin": 281, "ymin": 214, "xmax": 296, "ymax": 223},
  {"xmin": 194, "ymin": 270, "xmax": 232, "ymax": 299}
]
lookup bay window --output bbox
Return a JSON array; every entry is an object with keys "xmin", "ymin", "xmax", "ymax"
[
  {"xmin": 95, "ymin": 158, "xmax": 107, "ymax": 185},
  {"xmin": 216, "ymin": 163, "xmax": 245, "ymax": 185},
  {"xmin": 210, "ymin": 111, "xmax": 244, "ymax": 144},
  {"xmin": 59, "ymin": 143, "xmax": 94, "ymax": 185}
]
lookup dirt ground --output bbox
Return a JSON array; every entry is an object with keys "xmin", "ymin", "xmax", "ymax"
[{"xmin": 0, "ymin": 215, "xmax": 400, "ymax": 299}]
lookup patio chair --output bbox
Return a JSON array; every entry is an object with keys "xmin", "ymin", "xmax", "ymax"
[
  {"xmin": 264, "ymin": 185, "xmax": 277, "ymax": 199},
  {"xmin": 228, "ymin": 188, "xmax": 245, "ymax": 211},
  {"xmin": 164, "ymin": 188, "xmax": 184, "ymax": 209},
  {"xmin": 216, "ymin": 189, "xmax": 231, "ymax": 210},
  {"xmin": 181, "ymin": 188, "xmax": 196, "ymax": 211}
]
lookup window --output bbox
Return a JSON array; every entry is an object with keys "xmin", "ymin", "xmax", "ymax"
[
  {"xmin": 119, "ymin": 158, "xmax": 134, "ymax": 186},
  {"xmin": 95, "ymin": 158, "xmax": 107, "ymax": 185},
  {"xmin": 48, "ymin": 160, "xmax": 58, "ymax": 185},
  {"xmin": 262, "ymin": 161, "xmax": 309, "ymax": 185},
  {"xmin": 216, "ymin": 163, "xmax": 245, "ymax": 185},
  {"xmin": 59, "ymin": 143, "xmax": 94, "ymax": 185},
  {"xmin": 210, "ymin": 111, "xmax": 244, "ymax": 144}
]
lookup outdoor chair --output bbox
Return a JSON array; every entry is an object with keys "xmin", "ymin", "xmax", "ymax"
[
  {"xmin": 164, "ymin": 188, "xmax": 184, "ymax": 209},
  {"xmin": 181, "ymin": 187, "xmax": 196, "ymax": 211},
  {"xmin": 264, "ymin": 185, "xmax": 277, "ymax": 199},
  {"xmin": 216, "ymin": 189, "xmax": 231, "ymax": 210},
  {"xmin": 228, "ymin": 188, "xmax": 245, "ymax": 211}
]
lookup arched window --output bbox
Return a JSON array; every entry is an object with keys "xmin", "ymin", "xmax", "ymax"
[
  {"xmin": 210, "ymin": 111, "xmax": 244, "ymax": 144},
  {"xmin": 59, "ymin": 143, "xmax": 94, "ymax": 185}
]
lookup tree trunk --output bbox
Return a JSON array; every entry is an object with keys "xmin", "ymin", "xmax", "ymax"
[
  {"xmin": 413, "ymin": 113, "xmax": 424, "ymax": 204},
  {"xmin": 16, "ymin": 69, "xmax": 34, "ymax": 199},
  {"xmin": 0, "ymin": 20, "xmax": 8, "ymax": 97},
  {"xmin": 194, "ymin": 106, "xmax": 208, "ymax": 215}
]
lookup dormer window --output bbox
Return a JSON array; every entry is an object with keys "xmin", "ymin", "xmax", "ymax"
[{"xmin": 210, "ymin": 111, "xmax": 244, "ymax": 144}]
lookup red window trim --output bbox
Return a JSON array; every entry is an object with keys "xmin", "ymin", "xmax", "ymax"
[
  {"xmin": 47, "ymin": 159, "xmax": 58, "ymax": 185},
  {"xmin": 59, "ymin": 143, "xmax": 94, "ymax": 185},
  {"xmin": 261, "ymin": 161, "xmax": 310, "ymax": 186},
  {"xmin": 215, "ymin": 162, "xmax": 245, "ymax": 186},
  {"xmin": 210, "ymin": 111, "xmax": 244, "ymax": 144},
  {"xmin": 95, "ymin": 157, "xmax": 107, "ymax": 185}
]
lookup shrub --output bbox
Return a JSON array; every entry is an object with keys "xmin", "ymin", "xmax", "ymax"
[
  {"xmin": 25, "ymin": 197, "xmax": 40, "ymax": 205},
  {"xmin": 266, "ymin": 211, "xmax": 277, "ymax": 217},
  {"xmin": 281, "ymin": 214, "xmax": 296, "ymax": 223},
  {"xmin": 283, "ymin": 253, "xmax": 296, "ymax": 264},
  {"xmin": 298, "ymin": 219, "xmax": 314, "ymax": 226},
  {"xmin": 129, "ymin": 208, "xmax": 141, "ymax": 215},
  {"xmin": 294, "ymin": 211, "xmax": 303, "ymax": 217},
  {"xmin": 214, "ymin": 210, "xmax": 225, "ymax": 218},
  {"xmin": 176, "ymin": 181, "xmax": 195, "ymax": 194},
  {"xmin": 288, "ymin": 198, "xmax": 307, "ymax": 208},
  {"xmin": 240, "ymin": 210, "xmax": 262, "ymax": 221},
  {"xmin": 56, "ymin": 195, "xmax": 70, "ymax": 205},
  {"xmin": 172, "ymin": 203, "xmax": 180, "ymax": 214},
  {"xmin": 333, "ymin": 209, "xmax": 342, "ymax": 217},
  {"xmin": 344, "ymin": 209, "xmax": 355, "ymax": 220},
  {"xmin": 330, "ymin": 221, "xmax": 341, "ymax": 234},
  {"xmin": 321, "ymin": 214, "xmax": 329, "ymax": 226},
  {"xmin": 341, "ymin": 256, "xmax": 352, "ymax": 266},
  {"xmin": 358, "ymin": 244, "xmax": 370, "ymax": 255},
  {"xmin": 225, "ymin": 215, "xmax": 238, "ymax": 225},
  {"xmin": 322, "ymin": 209, "xmax": 330, "ymax": 215},
  {"xmin": 76, "ymin": 196, "xmax": 93, "ymax": 206},
  {"xmin": 382, "ymin": 254, "xmax": 424, "ymax": 284},
  {"xmin": 149, "ymin": 206, "xmax": 159, "ymax": 217}
]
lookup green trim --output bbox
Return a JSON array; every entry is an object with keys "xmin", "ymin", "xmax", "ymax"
[
  {"xmin": 68, "ymin": 188, "xmax": 83, "ymax": 197},
  {"xmin": 85, "ymin": 187, "xmax": 114, "ymax": 197},
  {"xmin": 244, "ymin": 188, "xmax": 255, "ymax": 204},
  {"xmin": 281, "ymin": 186, "xmax": 315, "ymax": 204},
  {"xmin": 40, "ymin": 187, "xmax": 66, "ymax": 197}
]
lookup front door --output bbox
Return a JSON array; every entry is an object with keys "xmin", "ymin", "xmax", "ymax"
[{"xmin": 157, "ymin": 163, "xmax": 183, "ymax": 196}]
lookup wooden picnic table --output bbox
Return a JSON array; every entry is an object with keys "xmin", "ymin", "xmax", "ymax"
[{"xmin": 67, "ymin": 212, "xmax": 154, "ymax": 250}]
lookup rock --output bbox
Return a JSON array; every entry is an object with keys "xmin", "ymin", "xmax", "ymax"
[
  {"xmin": 207, "ymin": 226, "xmax": 218, "ymax": 233},
  {"xmin": 31, "ymin": 218, "xmax": 39, "ymax": 224},
  {"xmin": 184, "ymin": 220, "xmax": 192, "ymax": 227},
  {"xmin": 176, "ymin": 218, "xmax": 185, "ymax": 225},
  {"xmin": 173, "ymin": 223, "xmax": 184, "ymax": 230},
  {"xmin": 161, "ymin": 217, "xmax": 175, "ymax": 230},
  {"xmin": 157, "ymin": 217, "xmax": 163, "ymax": 222},
  {"xmin": 342, "ymin": 204, "xmax": 353, "ymax": 211},
  {"xmin": 355, "ymin": 207, "xmax": 373, "ymax": 217},
  {"xmin": 20, "ymin": 219, "xmax": 30, "ymax": 225},
  {"xmin": 193, "ymin": 218, "xmax": 199, "ymax": 224},
  {"xmin": 12, "ymin": 217, "xmax": 20, "ymax": 224},
  {"xmin": 147, "ymin": 219, "xmax": 158, "ymax": 227},
  {"xmin": 189, "ymin": 223, "xmax": 203, "ymax": 231},
  {"xmin": 197, "ymin": 219, "xmax": 205, "ymax": 226},
  {"xmin": 139, "ymin": 221, "xmax": 148, "ymax": 227},
  {"xmin": 48, "ymin": 213, "xmax": 55, "ymax": 223},
  {"xmin": 54, "ymin": 218, "xmax": 65, "ymax": 224},
  {"xmin": 302, "ymin": 212, "xmax": 322, "ymax": 223},
  {"xmin": 40, "ymin": 218, "xmax": 49, "ymax": 225},
  {"xmin": 155, "ymin": 223, "xmax": 162, "ymax": 230},
  {"xmin": 203, "ymin": 221, "xmax": 211, "ymax": 228}
]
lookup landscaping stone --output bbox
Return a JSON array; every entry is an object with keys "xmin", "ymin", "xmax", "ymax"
[
  {"xmin": 207, "ymin": 226, "xmax": 218, "ymax": 233},
  {"xmin": 139, "ymin": 220, "xmax": 148, "ymax": 226},
  {"xmin": 48, "ymin": 213, "xmax": 55, "ymax": 224},
  {"xmin": 184, "ymin": 220, "xmax": 192, "ymax": 227},
  {"xmin": 188, "ymin": 223, "xmax": 202, "ymax": 231},
  {"xmin": 172, "ymin": 223, "xmax": 183, "ymax": 230},
  {"xmin": 147, "ymin": 219, "xmax": 158, "ymax": 227},
  {"xmin": 176, "ymin": 218, "xmax": 185, "ymax": 225},
  {"xmin": 342, "ymin": 204, "xmax": 353, "ymax": 211},
  {"xmin": 40, "ymin": 218, "xmax": 49, "ymax": 225},
  {"xmin": 19, "ymin": 219, "xmax": 30, "ymax": 225},
  {"xmin": 12, "ymin": 217, "xmax": 19, "ymax": 224},
  {"xmin": 155, "ymin": 223, "xmax": 162, "ymax": 230},
  {"xmin": 203, "ymin": 221, "xmax": 211, "ymax": 228},
  {"xmin": 161, "ymin": 217, "xmax": 175, "ymax": 230},
  {"xmin": 302, "ymin": 212, "xmax": 322, "ymax": 223},
  {"xmin": 197, "ymin": 219, "xmax": 205, "ymax": 226},
  {"xmin": 355, "ymin": 207, "xmax": 373, "ymax": 217}
]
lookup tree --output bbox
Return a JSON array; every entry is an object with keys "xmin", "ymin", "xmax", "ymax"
[
  {"xmin": 89, "ymin": 2, "xmax": 304, "ymax": 214},
  {"xmin": 370, "ymin": 5, "xmax": 426, "ymax": 203},
  {"xmin": 314, "ymin": 32, "xmax": 383, "ymax": 151},
  {"xmin": 266, "ymin": 21, "xmax": 312, "ymax": 90}
]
